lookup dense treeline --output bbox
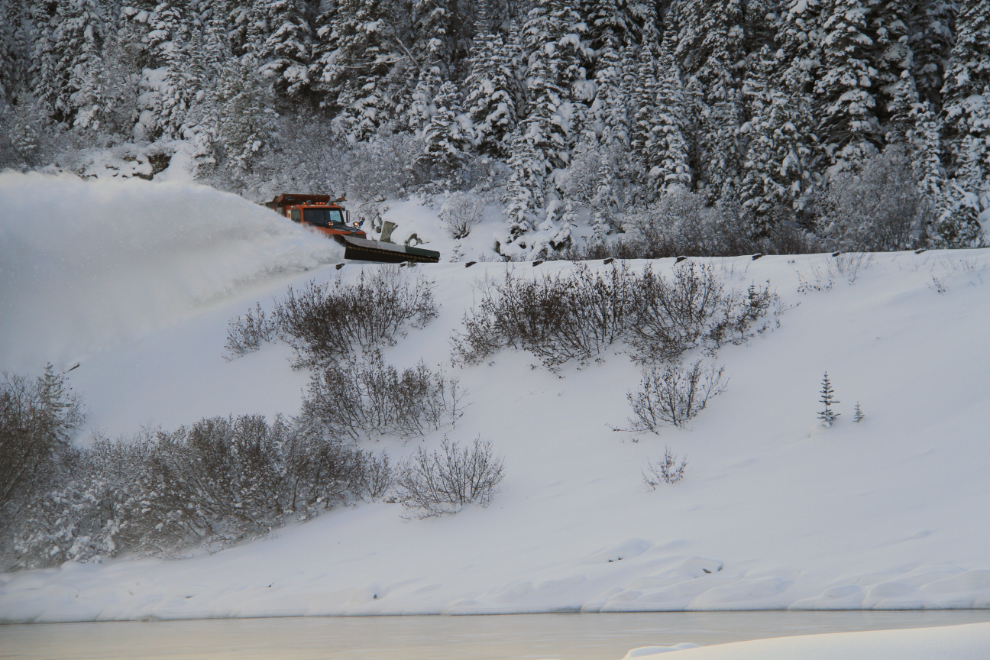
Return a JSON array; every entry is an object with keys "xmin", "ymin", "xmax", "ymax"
[{"xmin": 1, "ymin": 0, "xmax": 987, "ymax": 257}]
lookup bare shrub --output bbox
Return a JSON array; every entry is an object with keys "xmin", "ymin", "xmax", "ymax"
[
  {"xmin": 7, "ymin": 415, "xmax": 388, "ymax": 569},
  {"xmin": 225, "ymin": 265, "xmax": 438, "ymax": 366},
  {"xmin": 0, "ymin": 366, "xmax": 85, "ymax": 520},
  {"xmin": 439, "ymin": 192, "xmax": 486, "ymax": 239},
  {"xmin": 453, "ymin": 263, "xmax": 779, "ymax": 369},
  {"xmin": 223, "ymin": 303, "xmax": 280, "ymax": 358},
  {"xmin": 396, "ymin": 437, "xmax": 505, "ymax": 517},
  {"xmin": 817, "ymin": 145, "xmax": 932, "ymax": 252},
  {"xmin": 614, "ymin": 190, "xmax": 820, "ymax": 260},
  {"xmin": 452, "ymin": 263, "xmax": 635, "ymax": 369},
  {"xmin": 341, "ymin": 130, "xmax": 419, "ymax": 202},
  {"xmin": 627, "ymin": 361, "xmax": 728, "ymax": 431},
  {"xmin": 643, "ymin": 446, "xmax": 687, "ymax": 489},
  {"xmin": 627, "ymin": 263, "xmax": 779, "ymax": 363},
  {"xmin": 298, "ymin": 352, "xmax": 464, "ymax": 441}
]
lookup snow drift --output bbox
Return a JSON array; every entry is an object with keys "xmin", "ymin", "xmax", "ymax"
[{"xmin": 0, "ymin": 172, "xmax": 342, "ymax": 372}]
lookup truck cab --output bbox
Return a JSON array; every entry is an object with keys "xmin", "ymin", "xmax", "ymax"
[{"xmin": 264, "ymin": 194, "xmax": 367, "ymax": 240}]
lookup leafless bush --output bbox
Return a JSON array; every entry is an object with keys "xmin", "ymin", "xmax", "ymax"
[
  {"xmin": 643, "ymin": 446, "xmax": 687, "ymax": 489},
  {"xmin": 0, "ymin": 366, "xmax": 85, "ymax": 520},
  {"xmin": 440, "ymin": 192, "xmax": 486, "ymax": 239},
  {"xmin": 7, "ymin": 415, "xmax": 389, "ymax": 569},
  {"xmin": 627, "ymin": 263, "xmax": 779, "ymax": 363},
  {"xmin": 298, "ymin": 352, "xmax": 464, "ymax": 441},
  {"xmin": 341, "ymin": 130, "xmax": 419, "ymax": 202},
  {"xmin": 223, "ymin": 303, "xmax": 280, "ymax": 358},
  {"xmin": 817, "ymin": 145, "xmax": 932, "ymax": 252},
  {"xmin": 452, "ymin": 263, "xmax": 635, "ymax": 369},
  {"xmin": 225, "ymin": 266, "xmax": 438, "ymax": 367},
  {"xmin": 453, "ymin": 263, "xmax": 779, "ymax": 369},
  {"xmin": 627, "ymin": 361, "xmax": 728, "ymax": 431},
  {"xmin": 396, "ymin": 437, "xmax": 505, "ymax": 517},
  {"xmin": 613, "ymin": 190, "xmax": 820, "ymax": 259}
]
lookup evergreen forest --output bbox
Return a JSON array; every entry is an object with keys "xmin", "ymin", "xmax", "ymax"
[{"xmin": 2, "ymin": 0, "xmax": 988, "ymax": 258}]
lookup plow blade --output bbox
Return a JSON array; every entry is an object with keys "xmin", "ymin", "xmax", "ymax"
[{"xmin": 338, "ymin": 235, "xmax": 441, "ymax": 264}]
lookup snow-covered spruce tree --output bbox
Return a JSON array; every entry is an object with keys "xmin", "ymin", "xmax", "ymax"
[
  {"xmin": 9, "ymin": 94, "xmax": 43, "ymax": 166},
  {"xmin": 216, "ymin": 55, "xmax": 277, "ymax": 182},
  {"xmin": 313, "ymin": 0, "xmax": 404, "ymax": 141},
  {"xmin": 257, "ymin": 0, "xmax": 312, "ymax": 99},
  {"xmin": 814, "ymin": 0, "xmax": 886, "ymax": 173},
  {"xmin": 873, "ymin": 1, "xmax": 920, "ymax": 144},
  {"xmin": 463, "ymin": 0, "xmax": 518, "ymax": 157},
  {"xmin": 908, "ymin": 0, "xmax": 957, "ymax": 110},
  {"xmin": 413, "ymin": 0, "xmax": 453, "ymax": 79},
  {"xmin": 416, "ymin": 80, "xmax": 470, "ymax": 179},
  {"xmin": 503, "ymin": 0, "xmax": 573, "ymax": 247},
  {"xmin": 591, "ymin": 152, "xmax": 620, "ymax": 241},
  {"xmin": 644, "ymin": 31, "xmax": 692, "ymax": 195},
  {"xmin": 504, "ymin": 128, "xmax": 546, "ymax": 245},
  {"xmin": 629, "ymin": 5, "xmax": 660, "ymax": 165},
  {"xmin": 31, "ymin": 0, "xmax": 108, "ymax": 127},
  {"xmin": 136, "ymin": 0, "xmax": 202, "ymax": 141},
  {"xmin": 913, "ymin": 101, "xmax": 945, "ymax": 214},
  {"xmin": 739, "ymin": 46, "xmax": 788, "ymax": 236},
  {"xmin": 227, "ymin": 0, "xmax": 268, "ymax": 59},
  {"xmin": 0, "ymin": 0, "xmax": 30, "ymax": 107},
  {"xmin": 936, "ymin": 133, "xmax": 988, "ymax": 248},
  {"xmin": 408, "ymin": 63, "xmax": 444, "ymax": 135},
  {"xmin": 672, "ymin": 0, "xmax": 746, "ymax": 202},
  {"xmin": 584, "ymin": 0, "xmax": 638, "ymax": 148},
  {"xmin": 937, "ymin": 0, "xmax": 990, "ymax": 246}
]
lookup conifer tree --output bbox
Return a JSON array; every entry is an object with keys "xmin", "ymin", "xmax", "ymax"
[
  {"xmin": 645, "ymin": 31, "xmax": 692, "ymax": 194},
  {"xmin": 0, "ymin": 0, "xmax": 28, "ymax": 106},
  {"xmin": 32, "ymin": 0, "xmax": 108, "ymax": 126},
  {"xmin": 818, "ymin": 372, "xmax": 839, "ymax": 426},
  {"xmin": 629, "ymin": 4, "xmax": 660, "ymax": 162},
  {"xmin": 815, "ymin": 0, "xmax": 884, "ymax": 172},
  {"xmin": 463, "ymin": 0, "xmax": 518, "ymax": 157},
  {"xmin": 909, "ymin": 0, "xmax": 957, "ymax": 110},
  {"xmin": 739, "ymin": 46, "xmax": 785, "ymax": 233},
  {"xmin": 217, "ymin": 55, "xmax": 276, "ymax": 180},
  {"xmin": 258, "ymin": 0, "xmax": 312, "ymax": 99},
  {"xmin": 417, "ymin": 80, "xmax": 469, "ymax": 175},
  {"xmin": 314, "ymin": 0, "xmax": 403, "ymax": 139},
  {"xmin": 941, "ymin": 0, "xmax": 990, "ymax": 176}
]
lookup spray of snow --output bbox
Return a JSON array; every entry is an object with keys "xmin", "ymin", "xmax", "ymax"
[{"xmin": 0, "ymin": 172, "xmax": 342, "ymax": 371}]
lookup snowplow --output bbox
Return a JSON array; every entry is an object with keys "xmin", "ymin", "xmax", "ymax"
[{"xmin": 264, "ymin": 194, "xmax": 440, "ymax": 264}]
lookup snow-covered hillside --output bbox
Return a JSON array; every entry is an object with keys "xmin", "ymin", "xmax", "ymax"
[{"xmin": 2, "ymin": 176, "xmax": 990, "ymax": 625}]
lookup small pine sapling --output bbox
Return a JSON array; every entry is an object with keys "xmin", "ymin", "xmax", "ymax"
[
  {"xmin": 818, "ymin": 372, "xmax": 840, "ymax": 427},
  {"xmin": 853, "ymin": 402, "xmax": 864, "ymax": 423}
]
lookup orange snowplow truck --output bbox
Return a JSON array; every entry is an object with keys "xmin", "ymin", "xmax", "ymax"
[{"xmin": 264, "ymin": 194, "xmax": 440, "ymax": 264}]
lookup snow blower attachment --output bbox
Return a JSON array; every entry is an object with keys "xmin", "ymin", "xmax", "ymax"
[{"xmin": 264, "ymin": 194, "xmax": 441, "ymax": 264}]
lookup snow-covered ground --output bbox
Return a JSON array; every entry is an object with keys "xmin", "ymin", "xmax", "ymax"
[
  {"xmin": 2, "ymin": 175, "xmax": 990, "ymax": 633},
  {"xmin": 622, "ymin": 622, "xmax": 990, "ymax": 659}
]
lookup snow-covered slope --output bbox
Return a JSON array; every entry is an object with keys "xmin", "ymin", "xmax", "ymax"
[{"xmin": 2, "ymin": 177, "xmax": 990, "ymax": 624}]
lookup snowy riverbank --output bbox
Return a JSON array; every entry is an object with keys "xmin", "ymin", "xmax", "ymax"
[{"xmin": 2, "ymin": 175, "xmax": 990, "ymax": 624}]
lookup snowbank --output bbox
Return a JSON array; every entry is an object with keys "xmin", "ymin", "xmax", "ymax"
[
  {"xmin": 2, "ymin": 176, "xmax": 990, "ymax": 624},
  {"xmin": 0, "ymin": 172, "xmax": 342, "ymax": 372},
  {"xmin": 622, "ymin": 622, "xmax": 990, "ymax": 659}
]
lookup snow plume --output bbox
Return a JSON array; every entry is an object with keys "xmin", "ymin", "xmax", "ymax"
[{"xmin": 0, "ymin": 172, "xmax": 342, "ymax": 371}]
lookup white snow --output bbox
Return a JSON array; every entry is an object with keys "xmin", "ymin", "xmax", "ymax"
[
  {"xmin": 623, "ymin": 622, "xmax": 990, "ymax": 659},
  {"xmin": 2, "ymin": 178, "xmax": 990, "ymax": 636},
  {"xmin": 0, "ymin": 172, "xmax": 342, "ymax": 374}
]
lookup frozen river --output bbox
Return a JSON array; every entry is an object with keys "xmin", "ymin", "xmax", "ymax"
[{"xmin": 3, "ymin": 610, "xmax": 990, "ymax": 659}]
